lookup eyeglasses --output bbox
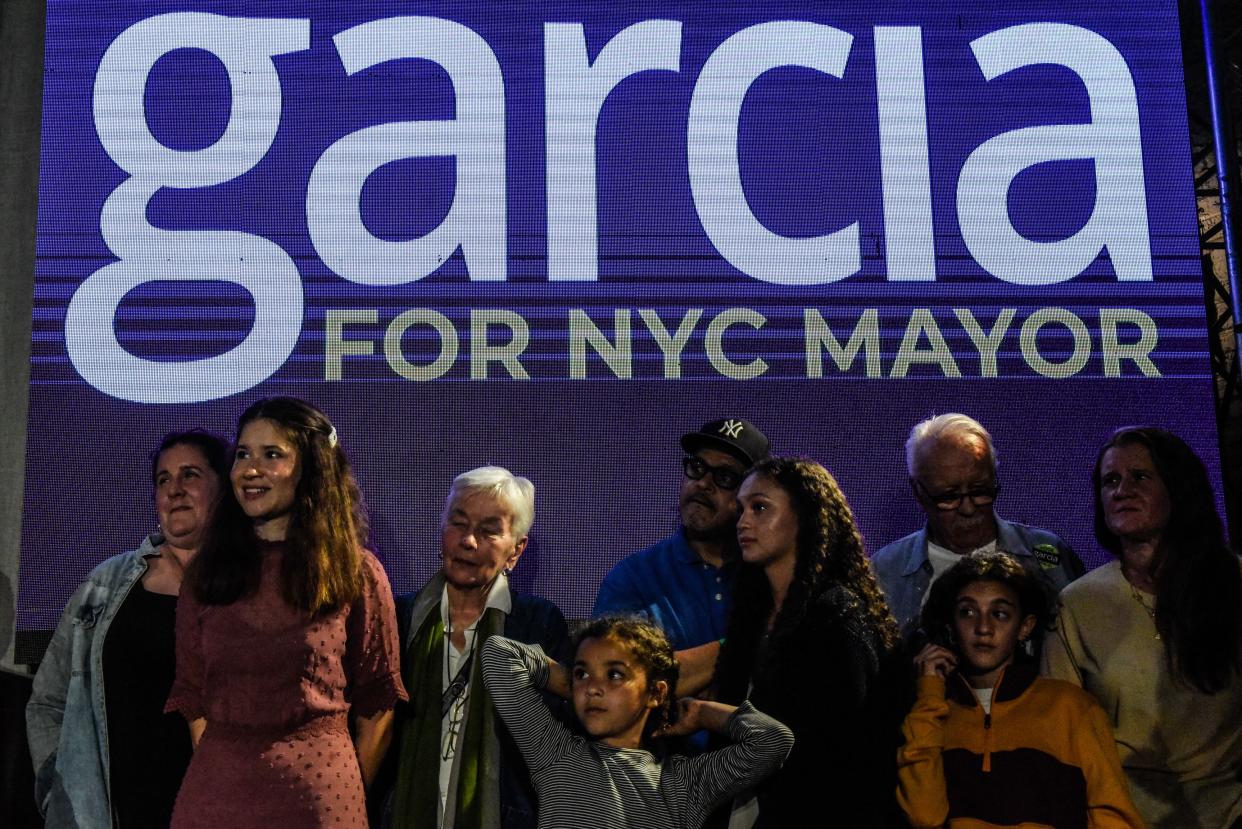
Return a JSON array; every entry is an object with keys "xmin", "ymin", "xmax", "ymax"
[
  {"xmin": 683, "ymin": 455, "xmax": 745, "ymax": 491},
  {"xmin": 914, "ymin": 479, "xmax": 999, "ymax": 511},
  {"xmin": 442, "ymin": 693, "xmax": 468, "ymax": 761}
]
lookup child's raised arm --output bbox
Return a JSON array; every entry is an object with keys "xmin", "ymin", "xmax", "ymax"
[
  {"xmin": 659, "ymin": 698, "xmax": 741, "ymax": 737},
  {"xmin": 480, "ymin": 635, "xmax": 577, "ymax": 774},
  {"xmin": 666, "ymin": 699, "xmax": 794, "ymax": 825}
]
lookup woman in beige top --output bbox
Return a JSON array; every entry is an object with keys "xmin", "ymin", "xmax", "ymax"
[{"xmin": 1044, "ymin": 426, "xmax": 1242, "ymax": 829}]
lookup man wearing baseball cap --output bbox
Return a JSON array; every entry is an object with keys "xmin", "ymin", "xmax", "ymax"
[{"xmin": 592, "ymin": 417, "xmax": 769, "ymax": 657}]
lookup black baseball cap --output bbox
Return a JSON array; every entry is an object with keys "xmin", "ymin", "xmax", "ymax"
[{"xmin": 680, "ymin": 418, "xmax": 770, "ymax": 468}]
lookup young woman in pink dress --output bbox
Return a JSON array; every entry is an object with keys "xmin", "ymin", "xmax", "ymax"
[{"xmin": 167, "ymin": 397, "xmax": 407, "ymax": 828}]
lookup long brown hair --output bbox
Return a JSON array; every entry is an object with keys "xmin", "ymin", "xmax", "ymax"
[
  {"xmin": 1093, "ymin": 427, "xmax": 1240, "ymax": 693},
  {"xmin": 191, "ymin": 397, "xmax": 367, "ymax": 615},
  {"xmin": 716, "ymin": 457, "xmax": 899, "ymax": 700}
]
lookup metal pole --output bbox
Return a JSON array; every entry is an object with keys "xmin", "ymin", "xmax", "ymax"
[{"xmin": 1201, "ymin": 0, "xmax": 1242, "ymax": 361}]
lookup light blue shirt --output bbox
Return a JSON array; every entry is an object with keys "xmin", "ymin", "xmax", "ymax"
[{"xmin": 870, "ymin": 515, "xmax": 1084, "ymax": 637}]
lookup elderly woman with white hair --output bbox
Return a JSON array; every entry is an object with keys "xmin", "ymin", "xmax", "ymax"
[{"xmin": 380, "ymin": 466, "xmax": 569, "ymax": 829}]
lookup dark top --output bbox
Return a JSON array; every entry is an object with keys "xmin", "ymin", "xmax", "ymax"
[
  {"xmin": 714, "ymin": 586, "xmax": 909, "ymax": 828},
  {"xmin": 103, "ymin": 584, "xmax": 191, "ymax": 829}
]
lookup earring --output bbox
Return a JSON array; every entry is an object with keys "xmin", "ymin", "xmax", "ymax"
[{"xmin": 1021, "ymin": 638, "xmax": 1034, "ymax": 658}]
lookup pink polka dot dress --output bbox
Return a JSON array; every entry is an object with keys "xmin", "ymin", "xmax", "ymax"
[{"xmin": 166, "ymin": 544, "xmax": 407, "ymax": 828}]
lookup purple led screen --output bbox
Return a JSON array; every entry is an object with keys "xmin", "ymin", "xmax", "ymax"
[{"xmin": 21, "ymin": 0, "xmax": 1219, "ymax": 635}]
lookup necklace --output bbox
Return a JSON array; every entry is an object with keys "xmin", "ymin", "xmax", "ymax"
[
  {"xmin": 1127, "ymin": 582, "xmax": 1160, "ymax": 640},
  {"xmin": 441, "ymin": 615, "xmax": 475, "ymax": 762}
]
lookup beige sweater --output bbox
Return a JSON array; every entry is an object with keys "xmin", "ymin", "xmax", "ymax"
[{"xmin": 1044, "ymin": 560, "xmax": 1242, "ymax": 829}]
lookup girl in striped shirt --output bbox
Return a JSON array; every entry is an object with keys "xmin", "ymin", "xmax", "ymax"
[{"xmin": 481, "ymin": 617, "xmax": 792, "ymax": 829}]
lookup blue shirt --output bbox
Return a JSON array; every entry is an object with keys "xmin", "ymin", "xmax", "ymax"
[{"xmin": 593, "ymin": 530, "xmax": 734, "ymax": 650}]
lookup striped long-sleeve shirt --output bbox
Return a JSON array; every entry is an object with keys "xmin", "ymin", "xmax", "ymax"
[{"xmin": 480, "ymin": 636, "xmax": 793, "ymax": 829}]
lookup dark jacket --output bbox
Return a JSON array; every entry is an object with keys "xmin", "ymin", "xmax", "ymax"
[{"xmin": 714, "ymin": 586, "xmax": 909, "ymax": 828}]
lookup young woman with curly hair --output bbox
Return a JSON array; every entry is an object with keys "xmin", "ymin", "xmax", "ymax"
[
  {"xmin": 166, "ymin": 397, "xmax": 408, "ymax": 829},
  {"xmin": 711, "ymin": 456, "xmax": 904, "ymax": 828},
  {"xmin": 1044, "ymin": 426, "xmax": 1242, "ymax": 828}
]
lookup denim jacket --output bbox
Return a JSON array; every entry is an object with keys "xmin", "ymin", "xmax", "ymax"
[
  {"xmin": 26, "ymin": 535, "xmax": 161, "ymax": 829},
  {"xmin": 871, "ymin": 516, "xmax": 1084, "ymax": 637}
]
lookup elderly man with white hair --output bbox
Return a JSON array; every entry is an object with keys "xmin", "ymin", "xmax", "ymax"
[
  {"xmin": 381, "ymin": 466, "xmax": 569, "ymax": 829},
  {"xmin": 871, "ymin": 414, "xmax": 1084, "ymax": 637}
]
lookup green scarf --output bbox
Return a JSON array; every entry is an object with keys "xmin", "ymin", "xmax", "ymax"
[{"xmin": 392, "ymin": 603, "xmax": 503, "ymax": 829}]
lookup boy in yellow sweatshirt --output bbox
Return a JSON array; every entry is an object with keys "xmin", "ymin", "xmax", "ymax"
[{"xmin": 897, "ymin": 552, "xmax": 1144, "ymax": 829}]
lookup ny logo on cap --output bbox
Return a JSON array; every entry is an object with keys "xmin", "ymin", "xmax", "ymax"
[{"xmin": 719, "ymin": 419, "xmax": 743, "ymax": 438}]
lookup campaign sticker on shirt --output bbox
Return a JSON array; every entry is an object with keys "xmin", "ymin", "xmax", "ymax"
[{"xmin": 1033, "ymin": 544, "xmax": 1061, "ymax": 571}]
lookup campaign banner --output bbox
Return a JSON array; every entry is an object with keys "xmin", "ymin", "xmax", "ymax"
[{"xmin": 21, "ymin": 0, "xmax": 1216, "ymax": 635}]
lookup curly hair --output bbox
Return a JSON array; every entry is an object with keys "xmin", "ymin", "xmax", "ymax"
[
  {"xmin": 1093, "ymin": 427, "xmax": 1240, "ymax": 693},
  {"xmin": 920, "ymin": 551, "xmax": 1048, "ymax": 663},
  {"xmin": 191, "ymin": 397, "xmax": 368, "ymax": 616},
  {"xmin": 716, "ymin": 457, "xmax": 899, "ymax": 700},
  {"xmin": 573, "ymin": 616, "xmax": 679, "ymax": 743}
]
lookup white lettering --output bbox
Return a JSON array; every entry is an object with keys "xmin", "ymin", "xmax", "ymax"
[
  {"xmin": 954, "ymin": 308, "xmax": 1016, "ymax": 377},
  {"xmin": 386, "ymin": 309, "xmax": 459, "ymax": 381},
  {"xmin": 308, "ymin": 17, "xmax": 506, "ymax": 284},
  {"xmin": 705, "ymin": 308, "xmax": 768, "ymax": 379},
  {"xmin": 470, "ymin": 309, "xmax": 531, "ymax": 379},
  {"xmin": 958, "ymin": 23, "xmax": 1151, "ymax": 284},
  {"xmin": 1100, "ymin": 308, "xmax": 1160, "ymax": 377},
  {"xmin": 569, "ymin": 309, "xmax": 632, "ymax": 378},
  {"xmin": 875, "ymin": 27, "xmax": 935, "ymax": 281},
  {"xmin": 638, "ymin": 309, "xmax": 703, "ymax": 379},
  {"xmin": 688, "ymin": 22, "xmax": 858, "ymax": 284},
  {"xmin": 804, "ymin": 308, "xmax": 882, "ymax": 377},
  {"xmin": 546, "ymin": 22, "xmax": 682, "ymax": 282},
  {"xmin": 891, "ymin": 309, "xmax": 961, "ymax": 378},
  {"xmin": 1019, "ymin": 307, "xmax": 1091, "ymax": 377},
  {"xmin": 70, "ymin": 13, "xmax": 308, "ymax": 403},
  {"xmin": 325, "ymin": 309, "xmax": 377, "ymax": 380}
]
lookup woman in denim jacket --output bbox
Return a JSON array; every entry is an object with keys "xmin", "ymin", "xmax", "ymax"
[{"xmin": 27, "ymin": 429, "xmax": 228, "ymax": 828}]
